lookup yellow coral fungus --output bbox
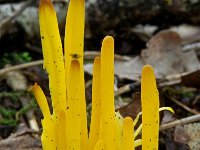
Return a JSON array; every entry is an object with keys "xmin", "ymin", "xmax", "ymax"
[
  {"xmin": 100, "ymin": 36, "xmax": 115, "ymax": 150},
  {"xmin": 39, "ymin": 0, "xmax": 66, "ymax": 115},
  {"xmin": 32, "ymin": 83, "xmax": 55, "ymax": 150},
  {"xmin": 64, "ymin": 1, "xmax": 88, "ymax": 148},
  {"xmin": 122, "ymin": 117, "xmax": 134, "ymax": 149},
  {"xmin": 88, "ymin": 57, "xmax": 101, "ymax": 150},
  {"xmin": 141, "ymin": 65, "xmax": 159, "ymax": 149},
  {"xmin": 33, "ymin": 0, "xmax": 174, "ymax": 150}
]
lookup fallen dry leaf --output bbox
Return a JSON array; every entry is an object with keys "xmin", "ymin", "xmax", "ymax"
[
  {"xmin": 184, "ymin": 123, "xmax": 200, "ymax": 150},
  {"xmin": 160, "ymin": 130, "xmax": 190, "ymax": 150},
  {"xmin": 84, "ymin": 56, "xmax": 143, "ymax": 81},
  {"xmin": 181, "ymin": 70, "xmax": 200, "ymax": 88},
  {"xmin": 141, "ymin": 30, "xmax": 200, "ymax": 79},
  {"xmin": 85, "ymin": 30, "xmax": 200, "ymax": 81},
  {"xmin": 170, "ymin": 24, "xmax": 200, "ymax": 44},
  {"xmin": 116, "ymin": 92, "xmax": 141, "ymax": 120},
  {"xmin": 0, "ymin": 124, "xmax": 41, "ymax": 150},
  {"xmin": 174, "ymin": 125, "xmax": 190, "ymax": 144},
  {"xmin": 114, "ymin": 56, "xmax": 143, "ymax": 81},
  {"xmin": 6, "ymin": 70, "xmax": 27, "ymax": 91}
]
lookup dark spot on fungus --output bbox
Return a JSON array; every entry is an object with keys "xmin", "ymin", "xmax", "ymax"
[{"xmin": 70, "ymin": 53, "xmax": 81, "ymax": 59}]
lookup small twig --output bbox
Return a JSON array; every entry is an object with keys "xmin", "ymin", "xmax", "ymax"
[
  {"xmin": 15, "ymin": 129, "xmax": 40, "ymax": 137},
  {"xmin": 115, "ymin": 84, "xmax": 132, "ymax": 97},
  {"xmin": 114, "ymin": 82, "xmax": 139, "ymax": 97},
  {"xmin": 165, "ymin": 93, "xmax": 200, "ymax": 115},
  {"xmin": 19, "ymin": 97, "xmax": 39, "ymax": 131},
  {"xmin": 182, "ymin": 42, "xmax": 200, "ymax": 52},
  {"xmin": 25, "ymin": 43, "xmax": 42, "ymax": 54},
  {"xmin": 158, "ymin": 72, "xmax": 190, "ymax": 87},
  {"xmin": 0, "ymin": 51, "xmax": 131, "ymax": 76},
  {"xmin": 84, "ymin": 51, "xmax": 131, "ymax": 61},
  {"xmin": 158, "ymin": 80, "xmax": 181, "ymax": 87},
  {"xmin": 192, "ymin": 95, "xmax": 200, "ymax": 105},
  {"xmin": 85, "ymin": 80, "xmax": 92, "ymax": 89},
  {"xmin": 160, "ymin": 114, "xmax": 200, "ymax": 131},
  {"xmin": 0, "ymin": 0, "xmax": 35, "ymax": 37},
  {"xmin": 164, "ymin": 72, "xmax": 188, "ymax": 81},
  {"xmin": 0, "ymin": 60, "xmax": 43, "ymax": 76}
]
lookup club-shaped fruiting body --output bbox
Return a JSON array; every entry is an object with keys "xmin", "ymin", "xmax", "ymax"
[{"xmin": 33, "ymin": 0, "xmax": 174, "ymax": 149}]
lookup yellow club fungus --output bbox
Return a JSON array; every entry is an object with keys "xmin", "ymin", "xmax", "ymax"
[
  {"xmin": 64, "ymin": 0, "xmax": 88, "ymax": 148},
  {"xmin": 66, "ymin": 60, "xmax": 82, "ymax": 150},
  {"xmin": 39, "ymin": 0, "xmax": 66, "ymax": 118},
  {"xmin": 88, "ymin": 57, "xmax": 101, "ymax": 150},
  {"xmin": 114, "ymin": 112, "xmax": 124, "ymax": 150},
  {"xmin": 100, "ymin": 36, "xmax": 115, "ymax": 150},
  {"xmin": 32, "ymin": 0, "xmax": 174, "ymax": 149},
  {"xmin": 32, "ymin": 83, "xmax": 56, "ymax": 150},
  {"xmin": 141, "ymin": 65, "xmax": 159, "ymax": 149},
  {"xmin": 122, "ymin": 117, "xmax": 134, "ymax": 149}
]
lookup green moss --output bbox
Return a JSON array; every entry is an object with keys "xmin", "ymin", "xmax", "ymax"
[
  {"xmin": 0, "ymin": 92, "xmax": 38, "ymax": 126},
  {"xmin": 16, "ymin": 99, "xmax": 38, "ymax": 118},
  {"xmin": 0, "ymin": 106, "xmax": 16, "ymax": 118},
  {"xmin": 0, "ymin": 106, "xmax": 17, "ymax": 126},
  {"xmin": 0, "ymin": 92, "xmax": 23, "ymax": 102},
  {"xmin": 0, "ymin": 52, "xmax": 32, "ymax": 68},
  {"xmin": 0, "ymin": 119, "xmax": 17, "ymax": 126}
]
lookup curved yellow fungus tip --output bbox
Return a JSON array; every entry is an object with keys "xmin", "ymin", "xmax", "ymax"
[
  {"xmin": 159, "ymin": 107, "xmax": 175, "ymax": 114},
  {"xmin": 33, "ymin": 82, "xmax": 38, "ymax": 89},
  {"xmin": 40, "ymin": 0, "xmax": 52, "ymax": 3},
  {"xmin": 39, "ymin": 0, "xmax": 54, "ymax": 9},
  {"xmin": 142, "ymin": 64, "xmax": 154, "ymax": 75},
  {"xmin": 94, "ymin": 56, "xmax": 101, "ymax": 64},
  {"xmin": 32, "ymin": 83, "xmax": 51, "ymax": 118},
  {"xmin": 102, "ymin": 36, "xmax": 114, "ymax": 45}
]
